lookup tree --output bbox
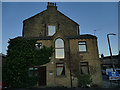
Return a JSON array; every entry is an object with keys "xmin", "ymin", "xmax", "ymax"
[{"xmin": 2, "ymin": 37, "xmax": 54, "ymax": 88}]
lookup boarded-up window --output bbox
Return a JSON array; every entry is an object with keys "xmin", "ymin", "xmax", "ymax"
[
  {"xmin": 56, "ymin": 63, "xmax": 65, "ymax": 76},
  {"xmin": 80, "ymin": 62, "xmax": 89, "ymax": 74}
]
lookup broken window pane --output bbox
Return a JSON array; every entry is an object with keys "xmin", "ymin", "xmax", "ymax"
[
  {"xmin": 48, "ymin": 25, "xmax": 56, "ymax": 36},
  {"xmin": 35, "ymin": 43, "xmax": 42, "ymax": 49},
  {"xmin": 56, "ymin": 63, "xmax": 65, "ymax": 76}
]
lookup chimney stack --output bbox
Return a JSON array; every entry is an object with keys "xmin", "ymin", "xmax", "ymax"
[{"xmin": 47, "ymin": 2, "xmax": 57, "ymax": 10}]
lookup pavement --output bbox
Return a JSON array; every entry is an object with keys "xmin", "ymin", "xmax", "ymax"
[
  {"xmin": 6, "ymin": 88, "xmax": 120, "ymax": 90},
  {"xmin": 3, "ymin": 75, "xmax": 120, "ymax": 90},
  {"xmin": 102, "ymin": 75, "xmax": 120, "ymax": 88}
]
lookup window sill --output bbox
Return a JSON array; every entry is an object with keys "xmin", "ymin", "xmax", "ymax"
[
  {"xmin": 55, "ymin": 59, "xmax": 64, "ymax": 61},
  {"xmin": 55, "ymin": 75, "xmax": 67, "ymax": 78},
  {"xmin": 78, "ymin": 51, "xmax": 87, "ymax": 53}
]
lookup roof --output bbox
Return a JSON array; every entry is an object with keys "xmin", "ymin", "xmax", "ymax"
[
  {"xmin": 23, "ymin": 4, "xmax": 79, "ymax": 25},
  {"xmin": 57, "ymin": 10, "xmax": 79, "ymax": 25},
  {"xmin": 16, "ymin": 36, "xmax": 53, "ymax": 40},
  {"xmin": 66, "ymin": 34, "xmax": 97, "ymax": 39},
  {"xmin": 102, "ymin": 55, "xmax": 119, "ymax": 59},
  {"xmin": 100, "ymin": 55, "xmax": 119, "ymax": 60},
  {"xmin": 25, "ymin": 36, "xmax": 53, "ymax": 40},
  {"xmin": 23, "ymin": 10, "xmax": 46, "ymax": 23},
  {"xmin": 16, "ymin": 34, "xmax": 97, "ymax": 40}
]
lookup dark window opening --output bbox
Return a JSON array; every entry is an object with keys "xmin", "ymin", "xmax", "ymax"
[
  {"xmin": 29, "ymin": 67, "xmax": 38, "ymax": 77},
  {"xmin": 80, "ymin": 62, "xmax": 89, "ymax": 74},
  {"xmin": 56, "ymin": 63, "xmax": 65, "ymax": 76}
]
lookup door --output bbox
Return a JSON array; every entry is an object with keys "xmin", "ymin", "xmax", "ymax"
[{"xmin": 38, "ymin": 66, "xmax": 46, "ymax": 86}]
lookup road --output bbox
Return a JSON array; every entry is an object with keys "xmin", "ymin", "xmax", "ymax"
[
  {"xmin": 3, "ymin": 75, "xmax": 120, "ymax": 89},
  {"xmin": 102, "ymin": 75, "xmax": 120, "ymax": 88}
]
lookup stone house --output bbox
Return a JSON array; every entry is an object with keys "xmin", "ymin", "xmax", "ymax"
[{"xmin": 22, "ymin": 3, "xmax": 102, "ymax": 87}]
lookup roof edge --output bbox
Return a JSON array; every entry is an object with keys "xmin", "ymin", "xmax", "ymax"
[
  {"xmin": 66, "ymin": 34, "xmax": 97, "ymax": 39},
  {"xmin": 23, "ymin": 10, "xmax": 47, "ymax": 23},
  {"xmin": 57, "ymin": 10, "xmax": 79, "ymax": 25}
]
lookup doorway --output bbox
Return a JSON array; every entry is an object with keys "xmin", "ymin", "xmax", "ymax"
[{"xmin": 38, "ymin": 66, "xmax": 46, "ymax": 86}]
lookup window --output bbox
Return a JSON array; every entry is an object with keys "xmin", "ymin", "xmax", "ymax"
[
  {"xmin": 78, "ymin": 41, "xmax": 87, "ymax": 52},
  {"xmin": 56, "ymin": 63, "xmax": 65, "ymax": 76},
  {"xmin": 55, "ymin": 38, "xmax": 64, "ymax": 59},
  {"xmin": 29, "ymin": 67, "xmax": 38, "ymax": 77},
  {"xmin": 35, "ymin": 43, "xmax": 42, "ymax": 49},
  {"xmin": 80, "ymin": 62, "xmax": 89, "ymax": 74},
  {"xmin": 48, "ymin": 25, "xmax": 56, "ymax": 36}
]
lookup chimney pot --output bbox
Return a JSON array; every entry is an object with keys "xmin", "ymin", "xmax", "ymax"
[{"xmin": 47, "ymin": 2, "xmax": 57, "ymax": 10}]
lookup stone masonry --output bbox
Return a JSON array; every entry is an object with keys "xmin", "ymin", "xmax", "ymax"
[{"xmin": 22, "ymin": 2, "xmax": 102, "ymax": 87}]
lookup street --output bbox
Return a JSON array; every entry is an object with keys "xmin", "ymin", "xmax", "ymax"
[
  {"xmin": 3, "ymin": 75, "xmax": 120, "ymax": 90},
  {"xmin": 102, "ymin": 75, "xmax": 120, "ymax": 88},
  {"xmin": 6, "ymin": 88, "xmax": 120, "ymax": 90}
]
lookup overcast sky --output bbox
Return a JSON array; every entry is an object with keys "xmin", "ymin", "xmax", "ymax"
[{"xmin": 2, "ymin": 2, "xmax": 119, "ymax": 57}]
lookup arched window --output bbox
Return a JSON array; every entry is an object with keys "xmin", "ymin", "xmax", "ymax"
[{"xmin": 55, "ymin": 38, "xmax": 64, "ymax": 59}]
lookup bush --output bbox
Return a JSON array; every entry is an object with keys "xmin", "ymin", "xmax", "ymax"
[
  {"xmin": 91, "ymin": 84, "xmax": 99, "ymax": 88},
  {"xmin": 76, "ymin": 71, "xmax": 92, "ymax": 88},
  {"xmin": 2, "ymin": 37, "xmax": 54, "ymax": 88}
]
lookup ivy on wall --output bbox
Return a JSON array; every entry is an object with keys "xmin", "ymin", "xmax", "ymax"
[{"xmin": 3, "ymin": 37, "xmax": 54, "ymax": 88}]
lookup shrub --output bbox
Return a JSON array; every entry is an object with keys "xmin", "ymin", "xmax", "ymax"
[
  {"xmin": 2, "ymin": 37, "xmax": 54, "ymax": 88},
  {"xmin": 76, "ymin": 71, "xmax": 92, "ymax": 88}
]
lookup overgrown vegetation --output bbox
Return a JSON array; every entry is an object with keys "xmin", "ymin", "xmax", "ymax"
[
  {"xmin": 2, "ymin": 37, "xmax": 54, "ymax": 88},
  {"xmin": 76, "ymin": 71, "xmax": 92, "ymax": 88}
]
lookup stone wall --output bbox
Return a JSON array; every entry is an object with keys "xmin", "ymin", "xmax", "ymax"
[
  {"xmin": 23, "ymin": 5, "xmax": 79, "ymax": 37},
  {"xmin": 36, "ymin": 37, "xmax": 102, "ymax": 87},
  {"xmin": 22, "ymin": 3, "xmax": 102, "ymax": 87},
  {"xmin": 69, "ymin": 38, "xmax": 102, "ymax": 86}
]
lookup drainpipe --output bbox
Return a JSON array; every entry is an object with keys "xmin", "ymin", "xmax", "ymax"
[{"xmin": 68, "ymin": 39, "xmax": 72, "ymax": 88}]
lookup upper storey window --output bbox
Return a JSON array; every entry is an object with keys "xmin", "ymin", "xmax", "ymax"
[
  {"xmin": 55, "ymin": 38, "xmax": 64, "ymax": 59},
  {"xmin": 48, "ymin": 25, "xmax": 56, "ymax": 36},
  {"xmin": 78, "ymin": 41, "xmax": 87, "ymax": 52}
]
